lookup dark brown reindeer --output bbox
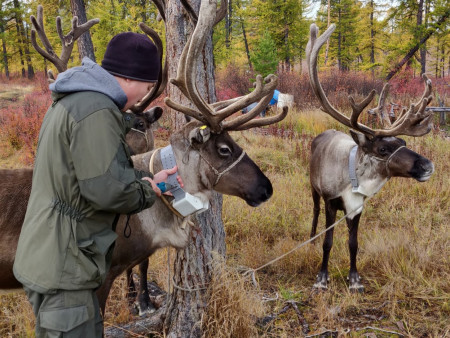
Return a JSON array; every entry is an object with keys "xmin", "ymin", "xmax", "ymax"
[
  {"xmin": 307, "ymin": 24, "xmax": 435, "ymax": 292},
  {"xmin": 1, "ymin": 1, "xmax": 288, "ymax": 323}
]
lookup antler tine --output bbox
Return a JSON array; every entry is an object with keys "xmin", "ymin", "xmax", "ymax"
[
  {"xmin": 129, "ymin": 23, "xmax": 168, "ymax": 113},
  {"xmin": 223, "ymin": 84, "xmax": 275, "ymax": 130},
  {"xmin": 166, "ymin": 0, "xmax": 220, "ymax": 130},
  {"xmin": 30, "ymin": 5, "xmax": 99, "ymax": 74},
  {"xmin": 348, "ymin": 90, "xmax": 377, "ymax": 130},
  {"xmin": 216, "ymin": 74, "xmax": 277, "ymax": 121},
  {"xmin": 151, "ymin": 0, "xmax": 166, "ymax": 21},
  {"xmin": 377, "ymin": 83, "xmax": 392, "ymax": 127},
  {"xmin": 307, "ymin": 23, "xmax": 376, "ymax": 136},
  {"xmin": 308, "ymin": 23, "xmax": 434, "ymax": 138},
  {"xmin": 374, "ymin": 74, "xmax": 433, "ymax": 137},
  {"xmin": 59, "ymin": 15, "xmax": 100, "ymax": 67},
  {"xmin": 214, "ymin": 0, "xmax": 228, "ymax": 26},
  {"xmin": 30, "ymin": 6, "xmax": 65, "ymax": 72},
  {"xmin": 181, "ymin": 0, "xmax": 198, "ymax": 24},
  {"xmin": 231, "ymin": 106, "xmax": 289, "ymax": 131},
  {"xmin": 167, "ymin": 0, "xmax": 286, "ymax": 132}
]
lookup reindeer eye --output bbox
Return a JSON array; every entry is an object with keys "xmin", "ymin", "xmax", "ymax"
[
  {"xmin": 138, "ymin": 122, "xmax": 145, "ymax": 128},
  {"xmin": 379, "ymin": 147, "xmax": 387, "ymax": 155},
  {"xmin": 218, "ymin": 145, "xmax": 232, "ymax": 157}
]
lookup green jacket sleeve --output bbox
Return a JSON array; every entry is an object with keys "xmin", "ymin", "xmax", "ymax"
[{"xmin": 71, "ymin": 108, "xmax": 156, "ymax": 214}]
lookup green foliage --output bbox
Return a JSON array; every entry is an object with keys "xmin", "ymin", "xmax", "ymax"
[
  {"xmin": 316, "ymin": 0, "xmax": 361, "ymax": 71},
  {"xmin": 250, "ymin": 31, "xmax": 278, "ymax": 77},
  {"xmin": 0, "ymin": 0, "xmax": 447, "ymax": 82}
]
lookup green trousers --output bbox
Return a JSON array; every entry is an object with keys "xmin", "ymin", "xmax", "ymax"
[{"xmin": 24, "ymin": 287, "xmax": 103, "ymax": 338}]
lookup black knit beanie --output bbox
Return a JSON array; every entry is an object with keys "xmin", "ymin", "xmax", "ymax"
[{"xmin": 101, "ymin": 32, "xmax": 160, "ymax": 82}]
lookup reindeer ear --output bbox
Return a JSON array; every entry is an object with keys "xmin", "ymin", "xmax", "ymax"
[
  {"xmin": 350, "ymin": 129, "xmax": 371, "ymax": 148},
  {"xmin": 189, "ymin": 125, "xmax": 211, "ymax": 145},
  {"xmin": 144, "ymin": 106, "xmax": 163, "ymax": 124},
  {"xmin": 350, "ymin": 129, "xmax": 371, "ymax": 149}
]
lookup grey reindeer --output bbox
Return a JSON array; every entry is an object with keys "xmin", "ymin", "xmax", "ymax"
[{"xmin": 307, "ymin": 24, "xmax": 435, "ymax": 292}]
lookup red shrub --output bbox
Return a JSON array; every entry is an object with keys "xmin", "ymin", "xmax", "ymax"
[
  {"xmin": 0, "ymin": 81, "xmax": 52, "ymax": 165},
  {"xmin": 215, "ymin": 63, "xmax": 253, "ymax": 100}
]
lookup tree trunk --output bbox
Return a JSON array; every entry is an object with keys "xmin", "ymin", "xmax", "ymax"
[
  {"xmin": 0, "ymin": 20, "xmax": 9, "ymax": 80},
  {"xmin": 417, "ymin": 0, "xmax": 426, "ymax": 75},
  {"xmin": 241, "ymin": 20, "xmax": 252, "ymax": 70},
  {"xmin": 70, "ymin": 0, "xmax": 96, "ymax": 62},
  {"xmin": 337, "ymin": 3, "xmax": 342, "ymax": 71},
  {"xmin": 24, "ymin": 24, "xmax": 35, "ymax": 79},
  {"xmin": 163, "ymin": 1, "xmax": 223, "ymax": 336},
  {"xmin": 2, "ymin": 37, "xmax": 9, "ymax": 80},
  {"xmin": 370, "ymin": 0, "xmax": 375, "ymax": 77},
  {"xmin": 324, "ymin": 0, "xmax": 330, "ymax": 65},
  {"xmin": 385, "ymin": 8, "xmax": 449, "ymax": 81},
  {"xmin": 225, "ymin": 0, "xmax": 231, "ymax": 48}
]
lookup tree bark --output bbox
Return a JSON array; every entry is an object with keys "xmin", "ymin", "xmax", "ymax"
[
  {"xmin": 163, "ymin": 1, "xmax": 223, "ymax": 337},
  {"xmin": 385, "ymin": 8, "xmax": 449, "ymax": 81},
  {"xmin": 70, "ymin": 0, "xmax": 96, "ymax": 62}
]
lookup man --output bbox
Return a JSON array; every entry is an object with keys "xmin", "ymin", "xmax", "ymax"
[{"xmin": 13, "ymin": 32, "xmax": 179, "ymax": 337}]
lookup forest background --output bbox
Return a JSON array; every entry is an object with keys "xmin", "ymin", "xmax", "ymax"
[
  {"xmin": 0, "ymin": 0, "xmax": 449, "ymax": 84},
  {"xmin": 0, "ymin": 0, "xmax": 449, "ymax": 336}
]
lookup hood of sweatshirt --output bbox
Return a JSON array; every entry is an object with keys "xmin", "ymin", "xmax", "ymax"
[{"xmin": 49, "ymin": 57, "xmax": 127, "ymax": 110}]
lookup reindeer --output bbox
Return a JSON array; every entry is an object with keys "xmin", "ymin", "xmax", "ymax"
[
  {"xmin": 306, "ymin": 24, "xmax": 435, "ymax": 292},
  {"xmin": 1, "ymin": 2, "xmax": 288, "ymax": 321}
]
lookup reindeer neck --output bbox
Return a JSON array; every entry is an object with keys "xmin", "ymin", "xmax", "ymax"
[{"xmin": 354, "ymin": 148, "xmax": 389, "ymax": 197}]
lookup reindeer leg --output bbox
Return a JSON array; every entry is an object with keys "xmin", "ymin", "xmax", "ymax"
[
  {"xmin": 135, "ymin": 259, "xmax": 156, "ymax": 316},
  {"xmin": 126, "ymin": 267, "xmax": 137, "ymax": 305},
  {"xmin": 310, "ymin": 187, "xmax": 321, "ymax": 239},
  {"xmin": 313, "ymin": 199, "xmax": 338, "ymax": 290},
  {"xmin": 346, "ymin": 213, "xmax": 364, "ymax": 293}
]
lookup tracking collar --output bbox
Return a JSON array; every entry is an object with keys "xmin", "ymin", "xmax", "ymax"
[{"xmin": 159, "ymin": 145, "xmax": 209, "ymax": 217}]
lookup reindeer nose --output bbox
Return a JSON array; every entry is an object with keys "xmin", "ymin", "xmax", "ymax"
[
  {"xmin": 422, "ymin": 161, "xmax": 435, "ymax": 175},
  {"xmin": 263, "ymin": 183, "xmax": 273, "ymax": 200},
  {"xmin": 256, "ymin": 180, "xmax": 273, "ymax": 202}
]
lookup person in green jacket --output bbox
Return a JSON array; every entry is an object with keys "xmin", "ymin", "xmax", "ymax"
[{"xmin": 13, "ymin": 32, "xmax": 180, "ymax": 337}]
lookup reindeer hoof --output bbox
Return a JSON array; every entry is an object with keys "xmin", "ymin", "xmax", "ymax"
[
  {"xmin": 349, "ymin": 282, "xmax": 364, "ymax": 293},
  {"xmin": 348, "ymin": 274, "xmax": 364, "ymax": 293},
  {"xmin": 312, "ymin": 273, "xmax": 329, "ymax": 291},
  {"xmin": 312, "ymin": 281, "xmax": 328, "ymax": 291},
  {"xmin": 134, "ymin": 301, "xmax": 156, "ymax": 317}
]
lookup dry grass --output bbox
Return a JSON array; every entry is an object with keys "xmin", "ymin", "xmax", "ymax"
[{"xmin": 1, "ymin": 107, "xmax": 449, "ymax": 336}]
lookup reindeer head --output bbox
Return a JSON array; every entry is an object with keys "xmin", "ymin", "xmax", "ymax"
[
  {"xmin": 307, "ymin": 23, "xmax": 434, "ymax": 182},
  {"xmin": 161, "ymin": 0, "xmax": 288, "ymax": 206},
  {"xmin": 126, "ymin": 107, "xmax": 163, "ymax": 155}
]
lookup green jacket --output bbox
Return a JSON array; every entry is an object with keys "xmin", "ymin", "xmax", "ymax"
[{"xmin": 13, "ymin": 83, "xmax": 155, "ymax": 293}]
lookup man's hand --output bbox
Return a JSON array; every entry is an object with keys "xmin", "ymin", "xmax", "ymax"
[{"xmin": 142, "ymin": 166, "xmax": 184, "ymax": 197}]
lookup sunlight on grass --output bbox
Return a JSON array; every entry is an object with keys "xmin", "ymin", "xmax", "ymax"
[{"xmin": 1, "ymin": 102, "xmax": 448, "ymax": 336}]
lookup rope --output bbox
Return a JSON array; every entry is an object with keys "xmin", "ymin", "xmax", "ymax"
[
  {"xmin": 242, "ymin": 195, "xmax": 373, "ymax": 280},
  {"xmin": 164, "ymin": 195, "xmax": 373, "ymax": 293},
  {"xmin": 130, "ymin": 128, "xmax": 150, "ymax": 151}
]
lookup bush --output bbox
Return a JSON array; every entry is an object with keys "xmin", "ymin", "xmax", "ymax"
[
  {"xmin": 215, "ymin": 63, "xmax": 254, "ymax": 100},
  {"xmin": 0, "ymin": 76, "xmax": 51, "ymax": 165}
]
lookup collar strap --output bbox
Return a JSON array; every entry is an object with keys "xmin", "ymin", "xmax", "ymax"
[{"xmin": 348, "ymin": 145, "xmax": 359, "ymax": 192}]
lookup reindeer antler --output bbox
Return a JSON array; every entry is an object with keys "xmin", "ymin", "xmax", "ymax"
[
  {"xmin": 30, "ymin": 5, "xmax": 99, "ymax": 73},
  {"xmin": 165, "ymin": 0, "xmax": 287, "ymax": 133},
  {"xmin": 128, "ymin": 22, "xmax": 168, "ymax": 113},
  {"xmin": 307, "ymin": 23, "xmax": 433, "ymax": 137}
]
